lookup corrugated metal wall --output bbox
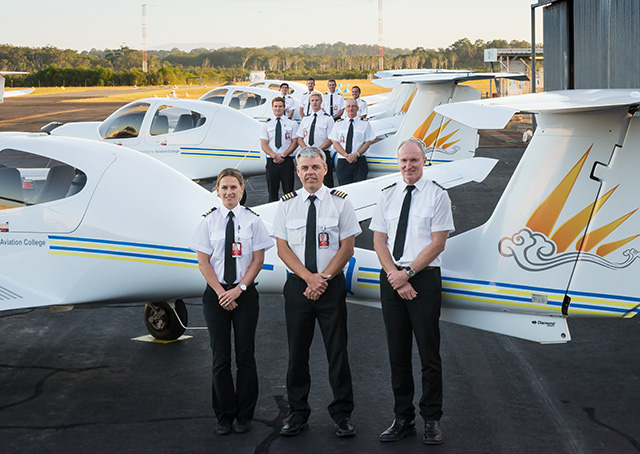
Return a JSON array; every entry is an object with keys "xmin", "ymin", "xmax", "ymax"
[{"xmin": 543, "ymin": 0, "xmax": 640, "ymax": 90}]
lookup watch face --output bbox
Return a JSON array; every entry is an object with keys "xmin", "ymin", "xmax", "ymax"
[{"xmin": 239, "ymin": 284, "xmax": 247, "ymax": 291}]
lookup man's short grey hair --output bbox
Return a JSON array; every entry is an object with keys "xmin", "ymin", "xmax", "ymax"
[
  {"xmin": 397, "ymin": 137, "xmax": 427, "ymax": 159},
  {"xmin": 296, "ymin": 146, "xmax": 326, "ymax": 164}
]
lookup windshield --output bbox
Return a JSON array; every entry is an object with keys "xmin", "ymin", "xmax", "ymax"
[{"xmin": 99, "ymin": 102, "xmax": 150, "ymax": 139}]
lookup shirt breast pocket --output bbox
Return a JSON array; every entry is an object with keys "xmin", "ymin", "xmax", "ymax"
[
  {"xmin": 410, "ymin": 206, "xmax": 435, "ymax": 235},
  {"xmin": 285, "ymin": 218, "xmax": 307, "ymax": 246},
  {"xmin": 209, "ymin": 230, "xmax": 226, "ymax": 257},
  {"xmin": 318, "ymin": 217, "xmax": 339, "ymax": 243}
]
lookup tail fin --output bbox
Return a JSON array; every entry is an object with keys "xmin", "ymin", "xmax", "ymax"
[{"xmin": 437, "ymin": 90, "xmax": 640, "ymax": 321}]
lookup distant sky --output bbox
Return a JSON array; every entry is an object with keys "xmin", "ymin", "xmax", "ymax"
[{"xmin": 3, "ymin": 0, "xmax": 543, "ymax": 51}]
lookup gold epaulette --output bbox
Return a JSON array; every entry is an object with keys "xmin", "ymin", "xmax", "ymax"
[
  {"xmin": 432, "ymin": 180, "xmax": 446, "ymax": 190},
  {"xmin": 381, "ymin": 182, "xmax": 397, "ymax": 191},
  {"xmin": 335, "ymin": 118, "xmax": 344, "ymax": 122},
  {"xmin": 202, "ymin": 207, "xmax": 217, "ymax": 217},
  {"xmin": 244, "ymin": 206, "xmax": 260, "ymax": 216},
  {"xmin": 281, "ymin": 191, "xmax": 298, "ymax": 201},
  {"xmin": 330, "ymin": 189, "xmax": 348, "ymax": 199}
]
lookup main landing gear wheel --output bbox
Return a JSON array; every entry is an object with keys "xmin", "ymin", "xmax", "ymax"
[{"xmin": 144, "ymin": 300, "xmax": 188, "ymax": 340}]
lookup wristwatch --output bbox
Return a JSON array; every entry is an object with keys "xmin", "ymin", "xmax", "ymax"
[
  {"xmin": 405, "ymin": 267, "xmax": 415, "ymax": 278},
  {"xmin": 239, "ymin": 283, "xmax": 247, "ymax": 291}
]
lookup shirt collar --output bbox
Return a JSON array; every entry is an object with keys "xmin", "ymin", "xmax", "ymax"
[
  {"xmin": 300, "ymin": 185, "xmax": 328, "ymax": 202},
  {"xmin": 220, "ymin": 204, "xmax": 241, "ymax": 218},
  {"xmin": 401, "ymin": 173, "xmax": 428, "ymax": 193}
]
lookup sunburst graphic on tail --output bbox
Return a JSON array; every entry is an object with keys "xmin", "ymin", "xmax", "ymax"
[
  {"xmin": 499, "ymin": 146, "xmax": 640, "ymax": 271},
  {"xmin": 412, "ymin": 105, "xmax": 461, "ymax": 155}
]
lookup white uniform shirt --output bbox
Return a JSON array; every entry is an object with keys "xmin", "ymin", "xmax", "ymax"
[
  {"xmin": 296, "ymin": 111, "xmax": 334, "ymax": 149},
  {"xmin": 301, "ymin": 91, "xmax": 313, "ymax": 116},
  {"xmin": 260, "ymin": 116, "xmax": 299, "ymax": 156},
  {"xmin": 283, "ymin": 94, "xmax": 299, "ymax": 118},
  {"xmin": 322, "ymin": 91, "xmax": 345, "ymax": 118},
  {"xmin": 272, "ymin": 185, "xmax": 362, "ymax": 274},
  {"xmin": 329, "ymin": 117, "xmax": 376, "ymax": 159},
  {"xmin": 190, "ymin": 204, "xmax": 274, "ymax": 284},
  {"xmin": 369, "ymin": 174, "xmax": 454, "ymax": 267}
]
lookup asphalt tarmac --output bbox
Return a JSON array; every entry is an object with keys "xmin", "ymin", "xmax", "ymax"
[{"xmin": 1, "ymin": 93, "xmax": 639, "ymax": 454}]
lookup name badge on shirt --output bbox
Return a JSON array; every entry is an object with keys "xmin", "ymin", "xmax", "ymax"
[
  {"xmin": 318, "ymin": 232, "xmax": 329, "ymax": 249},
  {"xmin": 285, "ymin": 132, "xmax": 291, "ymax": 140},
  {"xmin": 232, "ymin": 242, "xmax": 242, "ymax": 257},
  {"xmin": 340, "ymin": 134, "xmax": 344, "ymax": 143}
]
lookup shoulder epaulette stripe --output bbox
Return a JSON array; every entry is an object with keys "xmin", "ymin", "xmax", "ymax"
[
  {"xmin": 281, "ymin": 191, "xmax": 298, "ymax": 201},
  {"xmin": 202, "ymin": 206, "xmax": 217, "ymax": 217},
  {"xmin": 432, "ymin": 180, "xmax": 446, "ymax": 190},
  {"xmin": 381, "ymin": 182, "xmax": 397, "ymax": 191},
  {"xmin": 330, "ymin": 189, "xmax": 348, "ymax": 199},
  {"xmin": 244, "ymin": 206, "xmax": 260, "ymax": 216}
]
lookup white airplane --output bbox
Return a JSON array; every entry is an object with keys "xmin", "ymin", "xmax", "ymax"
[
  {"xmin": 0, "ymin": 131, "xmax": 494, "ymax": 340},
  {"xmin": 0, "ymin": 71, "xmax": 33, "ymax": 103},
  {"xmin": 45, "ymin": 97, "xmax": 266, "ymax": 180},
  {"xmin": 199, "ymin": 84, "xmax": 302, "ymax": 122},
  {"xmin": 364, "ymin": 70, "xmax": 529, "ymax": 176},
  {"xmin": 248, "ymin": 79, "xmax": 307, "ymax": 103},
  {"xmin": 3, "ymin": 89, "xmax": 639, "ymax": 344}
]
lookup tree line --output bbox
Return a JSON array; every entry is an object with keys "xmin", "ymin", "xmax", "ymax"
[{"xmin": 0, "ymin": 39, "xmax": 533, "ymax": 87}]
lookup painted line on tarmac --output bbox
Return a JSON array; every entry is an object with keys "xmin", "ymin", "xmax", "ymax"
[{"xmin": 0, "ymin": 108, "xmax": 89, "ymax": 126}]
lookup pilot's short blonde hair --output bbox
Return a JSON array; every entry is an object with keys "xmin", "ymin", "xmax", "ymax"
[{"xmin": 309, "ymin": 90, "xmax": 323, "ymax": 100}]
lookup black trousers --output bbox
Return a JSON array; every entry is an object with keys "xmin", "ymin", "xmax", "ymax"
[
  {"xmin": 202, "ymin": 284, "xmax": 259, "ymax": 423},
  {"xmin": 336, "ymin": 157, "xmax": 368, "ymax": 185},
  {"xmin": 283, "ymin": 273, "xmax": 354, "ymax": 421},
  {"xmin": 322, "ymin": 150, "xmax": 334, "ymax": 188},
  {"xmin": 380, "ymin": 267, "xmax": 443, "ymax": 421},
  {"xmin": 266, "ymin": 156, "xmax": 295, "ymax": 202}
]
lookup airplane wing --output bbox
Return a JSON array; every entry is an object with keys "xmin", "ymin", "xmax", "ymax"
[
  {"xmin": 434, "ymin": 89, "xmax": 640, "ymax": 130},
  {"xmin": 337, "ymin": 156, "xmax": 498, "ymax": 222},
  {"xmin": 4, "ymin": 88, "xmax": 34, "ymax": 98},
  {"xmin": 252, "ymin": 157, "xmax": 497, "ymax": 226}
]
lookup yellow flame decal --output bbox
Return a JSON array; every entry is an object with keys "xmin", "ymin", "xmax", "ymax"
[
  {"xmin": 413, "ymin": 111, "xmax": 436, "ymax": 140},
  {"xmin": 424, "ymin": 120, "xmax": 451, "ymax": 147},
  {"xmin": 526, "ymin": 146, "xmax": 592, "ymax": 236},
  {"xmin": 579, "ymin": 208, "xmax": 638, "ymax": 252},
  {"xmin": 401, "ymin": 88, "xmax": 417, "ymax": 113},
  {"xmin": 435, "ymin": 129, "xmax": 460, "ymax": 148},
  {"xmin": 596, "ymin": 234, "xmax": 640, "ymax": 257},
  {"xmin": 551, "ymin": 185, "xmax": 616, "ymax": 253}
]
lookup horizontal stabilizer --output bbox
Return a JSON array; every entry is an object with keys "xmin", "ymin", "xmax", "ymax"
[
  {"xmin": 0, "ymin": 275, "xmax": 61, "ymax": 311},
  {"xmin": 441, "ymin": 308, "xmax": 571, "ymax": 344},
  {"xmin": 435, "ymin": 89, "xmax": 640, "ymax": 130},
  {"xmin": 373, "ymin": 72, "xmax": 528, "ymax": 89}
]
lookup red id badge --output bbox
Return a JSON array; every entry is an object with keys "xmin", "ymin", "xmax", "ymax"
[
  {"xmin": 232, "ymin": 242, "xmax": 242, "ymax": 257},
  {"xmin": 318, "ymin": 232, "xmax": 329, "ymax": 249}
]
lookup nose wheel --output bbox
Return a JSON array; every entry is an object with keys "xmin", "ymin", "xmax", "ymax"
[{"xmin": 143, "ymin": 300, "xmax": 188, "ymax": 340}]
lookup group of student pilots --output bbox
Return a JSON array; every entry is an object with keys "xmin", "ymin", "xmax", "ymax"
[
  {"xmin": 189, "ymin": 78, "xmax": 454, "ymax": 447},
  {"xmin": 260, "ymin": 78, "xmax": 375, "ymax": 202}
]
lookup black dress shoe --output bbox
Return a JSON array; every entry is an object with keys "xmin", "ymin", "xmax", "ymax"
[
  {"xmin": 423, "ymin": 420, "xmax": 444, "ymax": 445},
  {"xmin": 335, "ymin": 417, "xmax": 356, "ymax": 437},
  {"xmin": 234, "ymin": 419, "xmax": 251, "ymax": 434},
  {"xmin": 216, "ymin": 420, "xmax": 232, "ymax": 435},
  {"xmin": 379, "ymin": 418, "xmax": 416, "ymax": 442},
  {"xmin": 279, "ymin": 414, "xmax": 308, "ymax": 436}
]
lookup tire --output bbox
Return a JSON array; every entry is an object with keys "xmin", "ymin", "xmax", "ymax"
[{"xmin": 143, "ymin": 299, "xmax": 188, "ymax": 340}]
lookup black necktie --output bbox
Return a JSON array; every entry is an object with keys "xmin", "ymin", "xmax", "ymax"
[
  {"xmin": 346, "ymin": 119, "xmax": 354, "ymax": 153},
  {"xmin": 305, "ymin": 195, "xmax": 317, "ymax": 273},
  {"xmin": 393, "ymin": 185, "xmax": 415, "ymax": 261},
  {"xmin": 224, "ymin": 211, "xmax": 236, "ymax": 284},
  {"xmin": 306, "ymin": 98, "xmax": 311, "ymax": 115},
  {"xmin": 309, "ymin": 113, "xmax": 317, "ymax": 146},
  {"xmin": 275, "ymin": 118, "xmax": 282, "ymax": 149},
  {"xmin": 330, "ymin": 94, "xmax": 333, "ymax": 115}
]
